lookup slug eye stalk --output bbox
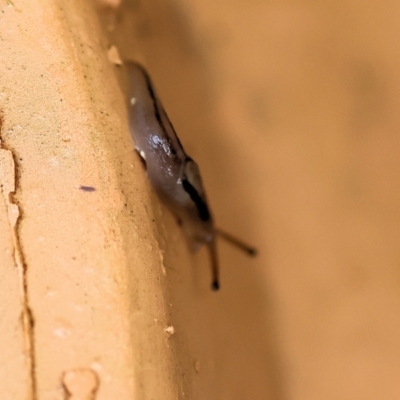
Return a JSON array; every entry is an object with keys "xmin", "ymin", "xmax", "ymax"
[
  {"xmin": 208, "ymin": 240, "xmax": 220, "ymax": 291},
  {"xmin": 208, "ymin": 230, "xmax": 257, "ymax": 291},
  {"xmin": 215, "ymin": 229, "xmax": 257, "ymax": 257}
]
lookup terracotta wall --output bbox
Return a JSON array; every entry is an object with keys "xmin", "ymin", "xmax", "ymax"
[{"xmin": 1, "ymin": 0, "xmax": 400, "ymax": 399}]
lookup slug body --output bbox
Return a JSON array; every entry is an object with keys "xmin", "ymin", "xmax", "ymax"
[
  {"xmin": 126, "ymin": 62, "xmax": 216, "ymax": 268},
  {"xmin": 126, "ymin": 62, "xmax": 256, "ymax": 290}
]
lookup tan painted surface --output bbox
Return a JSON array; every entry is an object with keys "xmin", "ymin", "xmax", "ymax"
[
  {"xmin": 109, "ymin": 0, "xmax": 400, "ymax": 399},
  {"xmin": 1, "ymin": 0, "xmax": 400, "ymax": 399}
]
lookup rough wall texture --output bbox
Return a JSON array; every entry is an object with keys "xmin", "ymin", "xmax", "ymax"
[
  {"xmin": 1, "ymin": 0, "xmax": 400, "ymax": 399},
  {"xmin": 0, "ymin": 1, "xmax": 178, "ymax": 399}
]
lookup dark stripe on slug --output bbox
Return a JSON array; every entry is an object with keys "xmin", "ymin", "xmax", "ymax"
[
  {"xmin": 139, "ymin": 65, "xmax": 185, "ymax": 151},
  {"xmin": 136, "ymin": 64, "xmax": 178, "ymax": 156},
  {"xmin": 182, "ymin": 178, "xmax": 211, "ymax": 222}
]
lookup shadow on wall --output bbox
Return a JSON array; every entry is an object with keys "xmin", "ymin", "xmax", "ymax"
[{"xmin": 100, "ymin": 0, "xmax": 285, "ymax": 399}]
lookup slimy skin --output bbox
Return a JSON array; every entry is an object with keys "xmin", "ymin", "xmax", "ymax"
[{"xmin": 126, "ymin": 61, "xmax": 220, "ymax": 290}]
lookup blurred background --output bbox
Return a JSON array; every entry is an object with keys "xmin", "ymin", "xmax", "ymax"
[{"xmin": 99, "ymin": 1, "xmax": 400, "ymax": 399}]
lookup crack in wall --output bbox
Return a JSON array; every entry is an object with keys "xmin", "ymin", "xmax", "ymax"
[{"xmin": 0, "ymin": 122, "xmax": 37, "ymax": 400}]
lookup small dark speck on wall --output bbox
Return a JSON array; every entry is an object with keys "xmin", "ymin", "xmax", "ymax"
[{"xmin": 79, "ymin": 185, "xmax": 96, "ymax": 192}]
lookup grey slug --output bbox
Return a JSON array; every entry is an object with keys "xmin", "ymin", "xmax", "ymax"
[{"xmin": 126, "ymin": 61, "xmax": 256, "ymax": 290}]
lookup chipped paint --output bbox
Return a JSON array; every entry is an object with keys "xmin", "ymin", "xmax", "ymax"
[{"xmin": 62, "ymin": 369, "xmax": 100, "ymax": 400}]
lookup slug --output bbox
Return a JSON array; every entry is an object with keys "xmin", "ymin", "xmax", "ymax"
[{"xmin": 126, "ymin": 61, "xmax": 256, "ymax": 290}]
